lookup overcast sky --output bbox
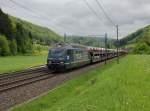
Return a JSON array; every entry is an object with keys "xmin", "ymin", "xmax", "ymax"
[{"xmin": 0, "ymin": 0, "xmax": 150, "ymax": 38}]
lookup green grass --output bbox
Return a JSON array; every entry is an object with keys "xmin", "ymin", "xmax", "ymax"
[
  {"xmin": 0, "ymin": 55, "xmax": 47, "ymax": 74},
  {"xmin": 125, "ymin": 43, "xmax": 136, "ymax": 48},
  {"xmin": 12, "ymin": 55, "xmax": 150, "ymax": 111}
]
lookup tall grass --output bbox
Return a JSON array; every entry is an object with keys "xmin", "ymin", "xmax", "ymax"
[{"xmin": 12, "ymin": 55, "xmax": 150, "ymax": 111}]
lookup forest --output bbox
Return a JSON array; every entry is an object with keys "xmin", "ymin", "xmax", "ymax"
[
  {"xmin": 1, "ymin": 6, "xmax": 150, "ymax": 56},
  {"xmin": 0, "ymin": 9, "xmax": 62, "ymax": 56},
  {"xmin": 120, "ymin": 25, "xmax": 150, "ymax": 54}
]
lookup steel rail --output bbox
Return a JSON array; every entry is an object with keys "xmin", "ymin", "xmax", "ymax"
[{"xmin": 0, "ymin": 71, "xmax": 55, "ymax": 93}]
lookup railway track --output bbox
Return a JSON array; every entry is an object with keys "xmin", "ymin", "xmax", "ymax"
[
  {"xmin": 0, "ymin": 55, "xmax": 123, "ymax": 93},
  {"xmin": 0, "ymin": 67, "xmax": 48, "ymax": 83},
  {"xmin": 0, "ymin": 65, "xmax": 46, "ymax": 80},
  {"xmin": 0, "ymin": 65, "xmax": 55, "ymax": 93},
  {"xmin": 0, "ymin": 56, "xmax": 126, "ymax": 111}
]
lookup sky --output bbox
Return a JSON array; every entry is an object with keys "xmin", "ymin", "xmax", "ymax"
[{"xmin": 0, "ymin": 0, "xmax": 150, "ymax": 38}]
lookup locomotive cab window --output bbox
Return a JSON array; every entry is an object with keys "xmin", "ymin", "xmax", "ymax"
[{"xmin": 48, "ymin": 48, "xmax": 66, "ymax": 58}]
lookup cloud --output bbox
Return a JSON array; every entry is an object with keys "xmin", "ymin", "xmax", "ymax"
[{"xmin": 0, "ymin": 0, "xmax": 150, "ymax": 38}]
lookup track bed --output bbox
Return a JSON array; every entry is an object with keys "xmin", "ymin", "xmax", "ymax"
[{"xmin": 0, "ymin": 57, "xmax": 122, "ymax": 111}]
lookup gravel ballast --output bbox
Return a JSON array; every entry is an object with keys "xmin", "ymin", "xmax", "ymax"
[{"xmin": 0, "ymin": 59, "xmax": 115, "ymax": 111}]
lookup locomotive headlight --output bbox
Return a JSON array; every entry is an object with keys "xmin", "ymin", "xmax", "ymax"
[
  {"xmin": 60, "ymin": 61, "xmax": 64, "ymax": 64},
  {"xmin": 49, "ymin": 61, "xmax": 52, "ymax": 64}
]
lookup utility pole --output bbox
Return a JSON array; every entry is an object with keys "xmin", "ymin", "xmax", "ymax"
[
  {"xmin": 64, "ymin": 33, "xmax": 67, "ymax": 44},
  {"xmin": 116, "ymin": 25, "xmax": 119, "ymax": 64},
  {"xmin": 105, "ymin": 33, "xmax": 107, "ymax": 65}
]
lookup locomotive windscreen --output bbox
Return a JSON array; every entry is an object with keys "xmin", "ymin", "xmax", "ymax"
[{"xmin": 48, "ymin": 48, "xmax": 66, "ymax": 58}]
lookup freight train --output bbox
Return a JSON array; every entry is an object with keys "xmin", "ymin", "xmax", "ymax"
[{"xmin": 47, "ymin": 44, "xmax": 126, "ymax": 71}]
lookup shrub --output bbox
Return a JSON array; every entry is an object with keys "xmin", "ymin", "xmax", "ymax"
[
  {"xmin": 0, "ymin": 35, "xmax": 10, "ymax": 56},
  {"xmin": 16, "ymin": 23, "xmax": 33, "ymax": 54},
  {"xmin": 9, "ymin": 39, "xmax": 17, "ymax": 55},
  {"xmin": 133, "ymin": 42, "xmax": 150, "ymax": 54}
]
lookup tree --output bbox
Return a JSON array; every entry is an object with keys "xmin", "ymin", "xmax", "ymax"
[
  {"xmin": 0, "ymin": 35, "xmax": 10, "ymax": 56},
  {"xmin": 139, "ymin": 34, "xmax": 150, "ymax": 46},
  {"xmin": 133, "ymin": 42, "xmax": 150, "ymax": 54},
  {"xmin": 16, "ymin": 23, "xmax": 33, "ymax": 53},
  {"xmin": 0, "ymin": 8, "xmax": 15, "ymax": 40},
  {"xmin": 9, "ymin": 39, "xmax": 17, "ymax": 55}
]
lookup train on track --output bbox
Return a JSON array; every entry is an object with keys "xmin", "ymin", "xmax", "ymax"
[{"xmin": 47, "ymin": 44, "xmax": 126, "ymax": 71}]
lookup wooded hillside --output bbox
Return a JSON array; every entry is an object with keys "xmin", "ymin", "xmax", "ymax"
[
  {"xmin": 120, "ymin": 25, "xmax": 150, "ymax": 54},
  {"xmin": 0, "ymin": 9, "xmax": 62, "ymax": 56}
]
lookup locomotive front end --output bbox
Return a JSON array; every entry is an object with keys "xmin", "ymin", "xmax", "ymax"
[{"xmin": 47, "ymin": 48, "xmax": 66, "ymax": 71}]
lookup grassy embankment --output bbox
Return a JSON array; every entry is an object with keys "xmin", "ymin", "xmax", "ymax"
[
  {"xmin": 12, "ymin": 55, "xmax": 150, "ymax": 111},
  {"xmin": 0, "ymin": 55, "xmax": 47, "ymax": 74}
]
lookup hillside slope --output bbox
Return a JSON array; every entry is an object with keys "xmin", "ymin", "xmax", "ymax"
[
  {"xmin": 120, "ymin": 25, "xmax": 150, "ymax": 47},
  {"xmin": 67, "ymin": 36, "xmax": 115, "ymax": 48},
  {"xmin": 0, "ymin": 8, "xmax": 62, "ymax": 56},
  {"xmin": 10, "ymin": 16, "xmax": 63, "ymax": 45}
]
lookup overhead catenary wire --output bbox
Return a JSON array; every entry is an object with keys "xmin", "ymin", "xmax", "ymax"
[
  {"xmin": 8, "ymin": 0, "xmax": 57, "ymax": 27},
  {"xmin": 95, "ymin": 0, "xmax": 116, "ymax": 26},
  {"xmin": 68, "ymin": 34, "xmax": 105, "ymax": 38},
  {"xmin": 5, "ymin": 0, "xmax": 44, "ymax": 20},
  {"xmin": 9, "ymin": 0, "xmax": 37, "ymax": 15},
  {"xmin": 7, "ymin": 0, "xmax": 118, "ymax": 40},
  {"xmin": 95, "ymin": 0, "xmax": 119, "ymax": 63},
  {"xmin": 83, "ymin": 0, "xmax": 119, "ymax": 63},
  {"xmin": 8, "ymin": 0, "xmax": 74, "ymax": 34},
  {"xmin": 83, "ymin": 0, "xmax": 103, "ymax": 24}
]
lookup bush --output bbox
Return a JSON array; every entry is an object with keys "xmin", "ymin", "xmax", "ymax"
[
  {"xmin": 133, "ymin": 42, "xmax": 150, "ymax": 54},
  {"xmin": 0, "ymin": 35, "xmax": 10, "ymax": 56},
  {"xmin": 16, "ymin": 23, "xmax": 33, "ymax": 54},
  {"xmin": 9, "ymin": 39, "xmax": 17, "ymax": 55}
]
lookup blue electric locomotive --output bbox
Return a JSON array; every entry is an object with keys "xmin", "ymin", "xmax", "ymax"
[
  {"xmin": 47, "ymin": 44, "xmax": 126, "ymax": 71},
  {"xmin": 47, "ymin": 45, "xmax": 91, "ymax": 71}
]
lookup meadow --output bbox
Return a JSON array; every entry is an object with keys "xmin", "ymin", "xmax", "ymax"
[
  {"xmin": 0, "ymin": 55, "xmax": 47, "ymax": 74},
  {"xmin": 12, "ymin": 55, "xmax": 150, "ymax": 111}
]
